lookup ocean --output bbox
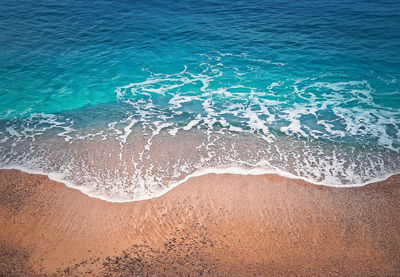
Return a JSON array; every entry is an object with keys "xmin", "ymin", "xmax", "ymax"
[{"xmin": 0, "ymin": 0, "xmax": 399, "ymax": 201}]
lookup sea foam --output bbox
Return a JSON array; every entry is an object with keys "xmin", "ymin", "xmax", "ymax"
[{"xmin": 0, "ymin": 52, "xmax": 399, "ymax": 202}]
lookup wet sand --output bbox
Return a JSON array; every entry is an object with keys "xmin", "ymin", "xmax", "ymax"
[{"xmin": 0, "ymin": 169, "xmax": 399, "ymax": 276}]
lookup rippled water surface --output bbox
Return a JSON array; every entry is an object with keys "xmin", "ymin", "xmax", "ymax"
[{"xmin": 1, "ymin": 0, "xmax": 399, "ymax": 201}]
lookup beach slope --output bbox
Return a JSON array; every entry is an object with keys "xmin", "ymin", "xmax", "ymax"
[{"xmin": 0, "ymin": 169, "xmax": 399, "ymax": 276}]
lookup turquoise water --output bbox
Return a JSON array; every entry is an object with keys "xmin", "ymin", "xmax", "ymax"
[{"xmin": 0, "ymin": 0, "xmax": 399, "ymax": 201}]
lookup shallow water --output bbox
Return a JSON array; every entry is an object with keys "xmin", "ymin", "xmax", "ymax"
[{"xmin": 0, "ymin": 0, "xmax": 399, "ymax": 201}]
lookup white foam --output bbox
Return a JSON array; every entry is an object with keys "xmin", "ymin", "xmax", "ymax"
[
  {"xmin": 2, "ymin": 165, "xmax": 398, "ymax": 203},
  {"xmin": 1, "ymin": 52, "xmax": 399, "ymax": 204},
  {"xmin": 182, "ymin": 114, "xmax": 202, "ymax": 131},
  {"xmin": 117, "ymin": 115, "xmax": 138, "ymax": 147},
  {"xmin": 168, "ymin": 128, "xmax": 179, "ymax": 136}
]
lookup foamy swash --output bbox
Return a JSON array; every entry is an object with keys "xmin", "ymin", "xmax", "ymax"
[{"xmin": 0, "ymin": 52, "xmax": 399, "ymax": 202}]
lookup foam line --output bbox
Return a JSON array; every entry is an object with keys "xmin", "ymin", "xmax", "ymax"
[{"xmin": 1, "ymin": 165, "xmax": 398, "ymax": 204}]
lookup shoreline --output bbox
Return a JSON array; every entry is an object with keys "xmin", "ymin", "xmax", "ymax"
[
  {"xmin": 1, "ymin": 168, "xmax": 400, "ymax": 276},
  {"xmin": 1, "ymin": 165, "xmax": 399, "ymax": 203}
]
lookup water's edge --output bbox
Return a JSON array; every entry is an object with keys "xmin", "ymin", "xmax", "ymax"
[{"xmin": 1, "ymin": 166, "xmax": 398, "ymax": 203}]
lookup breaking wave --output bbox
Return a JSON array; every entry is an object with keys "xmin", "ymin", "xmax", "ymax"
[{"xmin": 1, "ymin": 52, "xmax": 399, "ymax": 201}]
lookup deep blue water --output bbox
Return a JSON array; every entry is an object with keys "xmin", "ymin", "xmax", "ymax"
[{"xmin": 0, "ymin": 0, "xmax": 399, "ymax": 201}]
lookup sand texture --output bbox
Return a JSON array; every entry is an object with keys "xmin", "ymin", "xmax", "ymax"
[{"xmin": 0, "ymin": 169, "xmax": 399, "ymax": 276}]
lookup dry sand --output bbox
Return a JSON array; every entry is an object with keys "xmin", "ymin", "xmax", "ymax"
[{"xmin": 0, "ymin": 169, "xmax": 399, "ymax": 276}]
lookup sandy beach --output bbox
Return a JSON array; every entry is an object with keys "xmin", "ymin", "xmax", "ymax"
[{"xmin": 0, "ymin": 169, "xmax": 399, "ymax": 276}]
